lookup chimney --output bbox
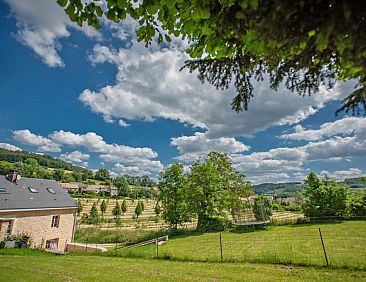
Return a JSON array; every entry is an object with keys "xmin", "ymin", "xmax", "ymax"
[{"xmin": 7, "ymin": 171, "xmax": 20, "ymax": 183}]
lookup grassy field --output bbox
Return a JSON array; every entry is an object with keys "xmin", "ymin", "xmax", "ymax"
[
  {"xmin": 0, "ymin": 250, "xmax": 365, "ymax": 282},
  {"xmin": 115, "ymin": 221, "xmax": 366, "ymax": 269}
]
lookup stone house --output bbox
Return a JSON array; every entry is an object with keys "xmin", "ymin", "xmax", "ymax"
[{"xmin": 0, "ymin": 172, "xmax": 78, "ymax": 252}]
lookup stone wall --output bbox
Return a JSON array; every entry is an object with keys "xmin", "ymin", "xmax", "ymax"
[{"xmin": 0, "ymin": 208, "xmax": 77, "ymax": 252}]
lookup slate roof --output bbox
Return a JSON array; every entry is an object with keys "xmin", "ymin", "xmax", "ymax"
[{"xmin": 0, "ymin": 175, "xmax": 78, "ymax": 211}]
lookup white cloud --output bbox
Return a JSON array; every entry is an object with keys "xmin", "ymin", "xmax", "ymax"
[
  {"xmin": 59, "ymin": 150, "xmax": 90, "ymax": 163},
  {"xmin": 13, "ymin": 129, "xmax": 61, "ymax": 152},
  {"xmin": 81, "ymin": 42, "xmax": 354, "ymax": 138},
  {"xmin": 118, "ymin": 119, "xmax": 130, "ymax": 127},
  {"xmin": 0, "ymin": 143, "xmax": 22, "ymax": 151},
  {"xmin": 281, "ymin": 116, "xmax": 366, "ymax": 141},
  {"xmin": 5, "ymin": 0, "xmax": 101, "ymax": 67},
  {"xmin": 113, "ymin": 159, "xmax": 163, "ymax": 176},
  {"xmin": 49, "ymin": 130, "xmax": 157, "ymax": 160},
  {"xmin": 320, "ymin": 168, "xmax": 364, "ymax": 181},
  {"xmin": 171, "ymin": 132, "xmax": 250, "ymax": 161}
]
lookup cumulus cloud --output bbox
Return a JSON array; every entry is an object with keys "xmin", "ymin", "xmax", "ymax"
[
  {"xmin": 49, "ymin": 130, "xmax": 157, "ymax": 160},
  {"xmin": 81, "ymin": 41, "xmax": 354, "ymax": 138},
  {"xmin": 320, "ymin": 168, "xmax": 364, "ymax": 181},
  {"xmin": 12, "ymin": 129, "xmax": 163, "ymax": 177},
  {"xmin": 171, "ymin": 132, "xmax": 250, "ymax": 161},
  {"xmin": 113, "ymin": 160, "xmax": 163, "ymax": 176},
  {"xmin": 13, "ymin": 129, "xmax": 61, "ymax": 152},
  {"xmin": 59, "ymin": 150, "xmax": 90, "ymax": 163},
  {"xmin": 0, "ymin": 143, "xmax": 22, "ymax": 151},
  {"xmin": 281, "ymin": 116, "xmax": 366, "ymax": 141},
  {"xmin": 5, "ymin": 0, "xmax": 101, "ymax": 67}
]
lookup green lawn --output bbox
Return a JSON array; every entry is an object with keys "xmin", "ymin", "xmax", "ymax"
[
  {"xmin": 116, "ymin": 221, "xmax": 366, "ymax": 269},
  {"xmin": 0, "ymin": 250, "xmax": 365, "ymax": 281}
]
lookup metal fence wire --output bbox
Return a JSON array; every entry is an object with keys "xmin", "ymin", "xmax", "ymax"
[{"xmin": 115, "ymin": 220, "xmax": 366, "ymax": 269}]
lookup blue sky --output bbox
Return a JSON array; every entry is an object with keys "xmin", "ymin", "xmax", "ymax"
[{"xmin": 0, "ymin": 0, "xmax": 365, "ymax": 183}]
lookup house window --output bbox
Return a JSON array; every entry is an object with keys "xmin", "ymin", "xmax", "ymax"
[
  {"xmin": 51, "ymin": 215, "xmax": 60, "ymax": 228},
  {"xmin": 45, "ymin": 238, "xmax": 58, "ymax": 250}
]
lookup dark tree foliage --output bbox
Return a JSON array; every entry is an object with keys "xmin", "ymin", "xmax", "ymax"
[
  {"xmin": 95, "ymin": 168, "xmax": 110, "ymax": 181},
  {"xmin": 253, "ymin": 195, "xmax": 272, "ymax": 222},
  {"xmin": 302, "ymin": 172, "xmax": 351, "ymax": 217},
  {"xmin": 0, "ymin": 148, "xmax": 91, "ymax": 174},
  {"xmin": 58, "ymin": 0, "xmax": 366, "ymax": 114}
]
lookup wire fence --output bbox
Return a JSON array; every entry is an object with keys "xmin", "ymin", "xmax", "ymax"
[{"xmin": 113, "ymin": 220, "xmax": 366, "ymax": 269}]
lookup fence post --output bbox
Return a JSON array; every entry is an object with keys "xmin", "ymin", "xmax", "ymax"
[
  {"xmin": 86, "ymin": 238, "xmax": 88, "ymax": 252},
  {"xmin": 219, "ymin": 232, "xmax": 223, "ymax": 262},
  {"xmin": 318, "ymin": 228, "xmax": 329, "ymax": 267},
  {"xmin": 156, "ymin": 235, "xmax": 159, "ymax": 258},
  {"xmin": 115, "ymin": 237, "xmax": 117, "ymax": 256}
]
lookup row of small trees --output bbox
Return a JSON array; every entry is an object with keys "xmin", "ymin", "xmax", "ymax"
[
  {"xmin": 87, "ymin": 199, "xmax": 146, "ymax": 224},
  {"xmin": 158, "ymin": 152, "xmax": 252, "ymax": 230}
]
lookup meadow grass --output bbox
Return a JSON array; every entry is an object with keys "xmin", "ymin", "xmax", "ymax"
[
  {"xmin": 114, "ymin": 221, "xmax": 366, "ymax": 269},
  {"xmin": 0, "ymin": 249, "xmax": 365, "ymax": 281}
]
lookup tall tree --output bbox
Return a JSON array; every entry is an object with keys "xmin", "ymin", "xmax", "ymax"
[
  {"xmin": 58, "ymin": 0, "xmax": 366, "ymax": 114},
  {"xmin": 95, "ymin": 168, "xmax": 110, "ymax": 181},
  {"xmin": 113, "ymin": 176, "xmax": 130, "ymax": 197},
  {"xmin": 302, "ymin": 172, "xmax": 351, "ymax": 217},
  {"xmin": 158, "ymin": 163, "xmax": 191, "ymax": 229},
  {"xmin": 187, "ymin": 152, "xmax": 251, "ymax": 229}
]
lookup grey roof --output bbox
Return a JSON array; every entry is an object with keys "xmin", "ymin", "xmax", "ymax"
[{"xmin": 0, "ymin": 175, "xmax": 78, "ymax": 211}]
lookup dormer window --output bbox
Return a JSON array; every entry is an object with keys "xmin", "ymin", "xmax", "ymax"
[
  {"xmin": 28, "ymin": 187, "xmax": 39, "ymax": 193},
  {"xmin": 47, "ymin": 188, "xmax": 56, "ymax": 194}
]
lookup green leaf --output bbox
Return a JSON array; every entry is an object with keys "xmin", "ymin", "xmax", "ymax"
[{"xmin": 57, "ymin": 0, "xmax": 68, "ymax": 8}]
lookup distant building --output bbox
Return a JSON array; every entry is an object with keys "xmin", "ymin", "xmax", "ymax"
[
  {"xmin": 60, "ymin": 182, "xmax": 118, "ymax": 196},
  {"xmin": 0, "ymin": 172, "xmax": 78, "ymax": 253}
]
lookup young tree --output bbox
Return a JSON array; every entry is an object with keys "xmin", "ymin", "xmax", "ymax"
[
  {"xmin": 100, "ymin": 200, "xmax": 107, "ymax": 217},
  {"xmin": 112, "ymin": 202, "xmax": 121, "ymax": 219},
  {"xmin": 154, "ymin": 201, "xmax": 161, "ymax": 216},
  {"xmin": 134, "ymin": 201, "xmax": 143, "ymax": 219},
  {"xmin": 302, "ymin": 172, "xmax": 351, "ymax": 217},
  {"xmin": 89, "ymin": 202, "xmax": 100, "ymax": 224},
  {"xmin": 158, "ymin": 163, "xmax": 191, "ymax": 229},
  {"xmin": 253, "ymin": 195, "xmax": 272, "ymax": 222},
  {"xmin": 121, "ymin": 200, "xmax": 127, "ymax": 215}
]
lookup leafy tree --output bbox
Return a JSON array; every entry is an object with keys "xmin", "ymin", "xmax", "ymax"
[
  {"xmin": 302, "ymin": 172, "xmax": 351, "ymax": 217},
  {"xmin": 53, "ymin": 169, "xmax": 65, "ymax": 182},
  {"xmin": 253, "ymin": 195, "xmax": 272, "ymax": 222},
  {"xmin": 134, "ymin": 201, "xmax": 143, "ymax": 219},
  {"xmin": 113, "ymin": 176, "xmax": 130, "ymax": 197},
  {"xmin": 72, "ymin": 171, "xmax": 83, "ymax": 182},
  {"xmin": 112, "ymin": 202, "xmax": 121, "ymax": 218},
  {"xmin": 187, "ymin": 152, "xmax": 251, "ymax": 229},
  {"xmin": 58, "ymin": 0, "xmax": 366, "ymax": 114},
  {"xmin": 350, "ymin": 190, "xmax": 366, "ymax": 216},
  {"xmin": 158, "ymin": 163, "xmax": 192, "ymax": 229},
  {"xmin": 154, "ymin": 201, "xmax": 161, "ymax": 216},
  {"xmin": 100, "ymin": 199, "xmax": 107, "ymax": 216},
  {"xmin": 89, "ymin": 202, "xmax": 100, "ymax": 224},
  {"xmin": 95, "ymin": 168, "xmax": 110, "ymax": 181},
  {"xmin": 121, "ymin": 200, "xmax": 127, "ymax": 215}
]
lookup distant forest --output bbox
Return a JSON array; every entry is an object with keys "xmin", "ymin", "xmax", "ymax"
[{"xmin": 0, "ymin": 148, "xmax": 155, "ymax": 187}]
